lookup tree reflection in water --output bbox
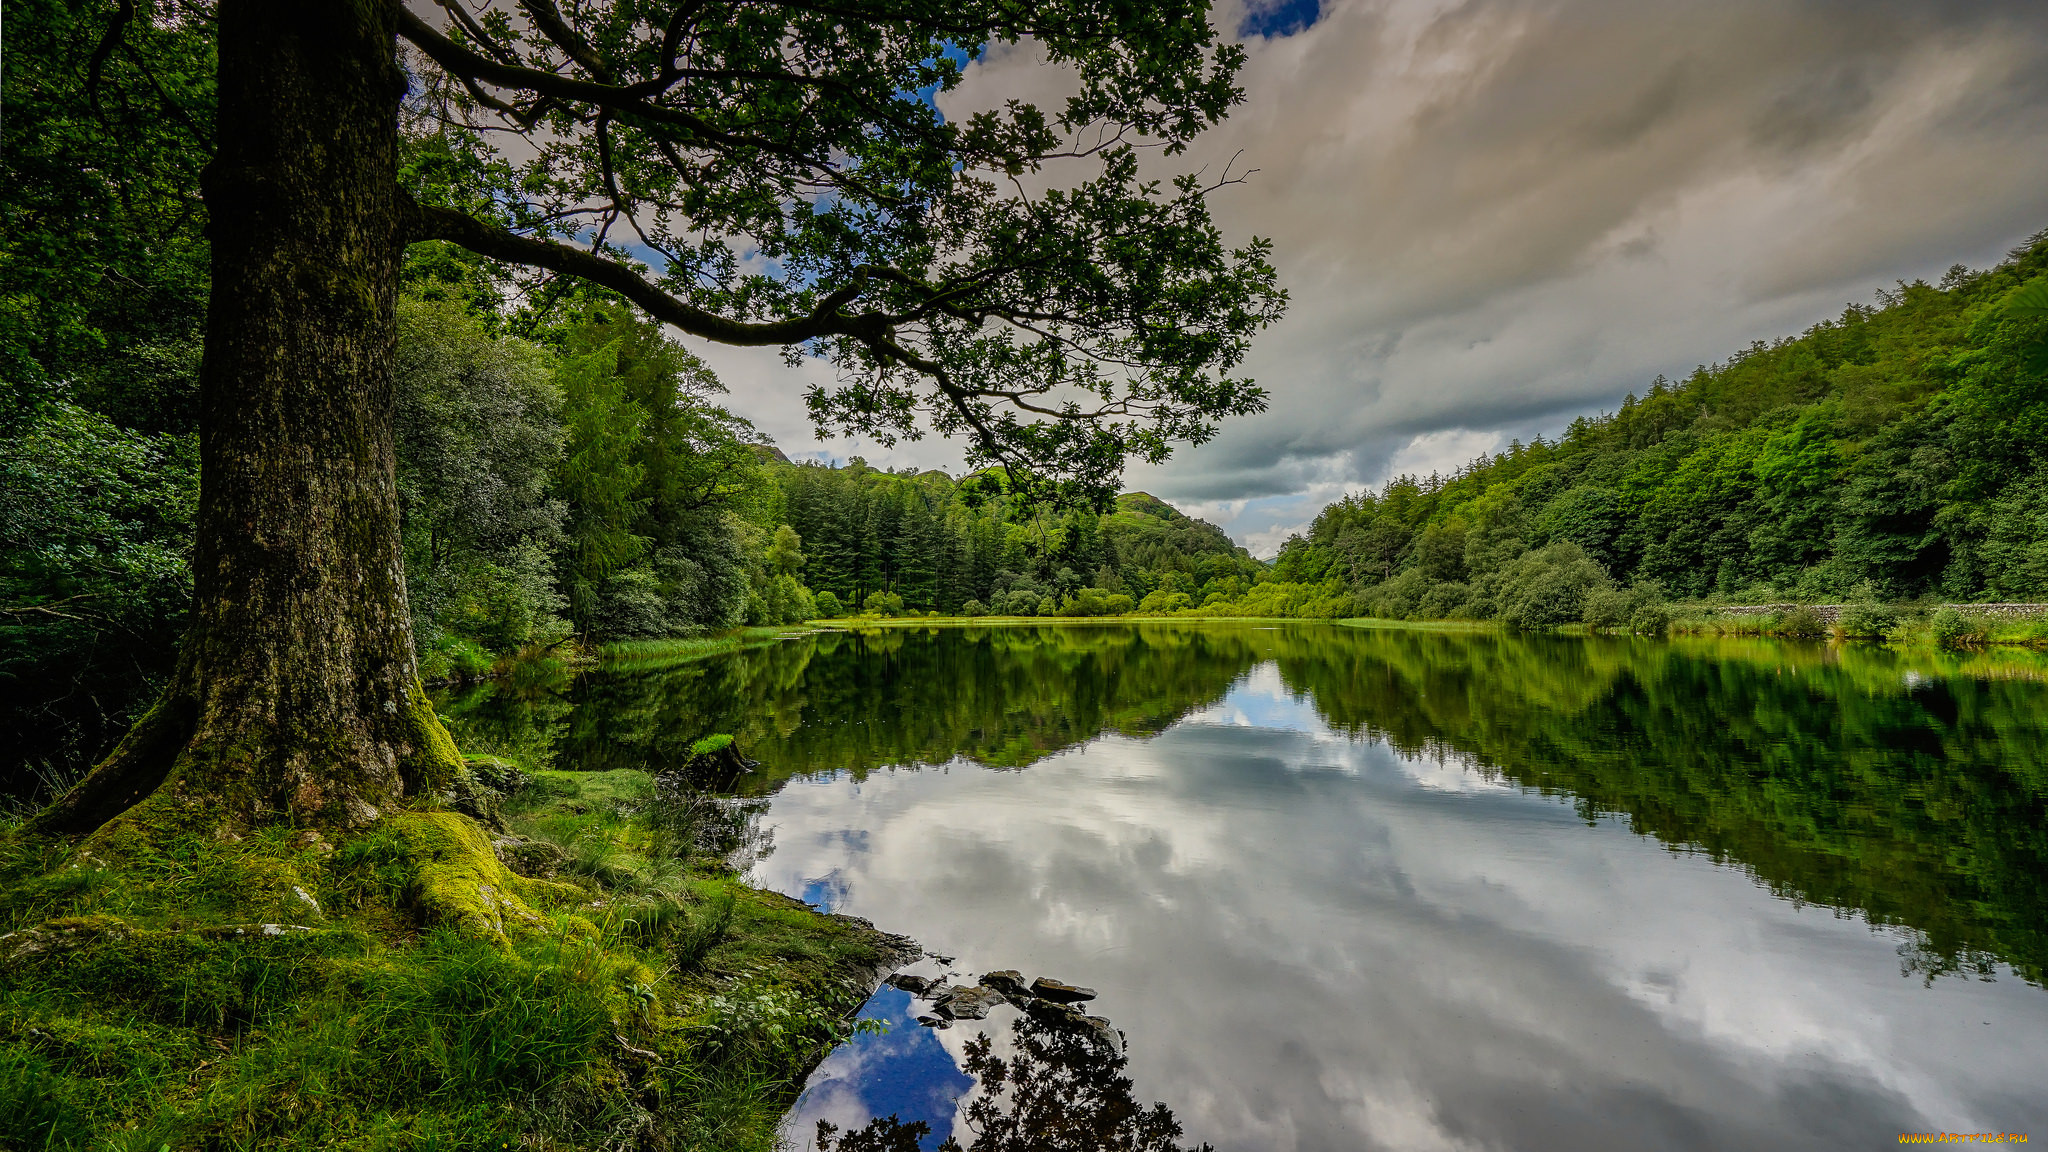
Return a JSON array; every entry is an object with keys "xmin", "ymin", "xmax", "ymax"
[{"xmin": 814, "ymin": 1004, "xmax": 1209, "ymax": 1152}]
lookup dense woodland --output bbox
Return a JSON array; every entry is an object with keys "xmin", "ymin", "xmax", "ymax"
[
  {"xmin": 6, "ymin": 0, "xmax": 2047, "ymax": 795},
  {"xmin": 1273, "ymin": 235, "xmax": 2048, "ymax": 626},
  {"xmin": 0, "ymin": 3, "xmax": 1259, "ymax": 794}
]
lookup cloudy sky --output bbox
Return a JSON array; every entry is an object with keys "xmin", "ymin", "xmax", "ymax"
[{"xmin": 691, "ymin": 0, "xmax": 2048, "ymax": 555}]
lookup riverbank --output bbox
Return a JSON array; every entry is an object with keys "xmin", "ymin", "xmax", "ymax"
[
  {"xmin": 0, "ymin": 759, "xmax": 913, "ymax": 1149},
  {"xmin": 808, "ymin": 603, "xmax": 2048, "ymax": 649}
]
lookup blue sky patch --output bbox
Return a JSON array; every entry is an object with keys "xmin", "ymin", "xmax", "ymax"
[{"xmin": 1240, "ymin": 0, "xmax": 1321, "ymax": 39}]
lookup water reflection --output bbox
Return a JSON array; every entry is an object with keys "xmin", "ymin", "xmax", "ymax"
[
  {"xmin": 813, "ymin": 999, "xmax": 1207, "ymax": 1152},
  {"xmin": 437, "ymin": 624, "xmax": 2048, "ymax": 986},
  {"xmin": 436, "ymin": 625, "xmax": 2048, "ymax": 1149}
]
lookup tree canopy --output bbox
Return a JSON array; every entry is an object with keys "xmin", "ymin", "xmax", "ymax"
[{"xmin": 397, "ymin": 0, "xmax": 1285, "ymax": 503}]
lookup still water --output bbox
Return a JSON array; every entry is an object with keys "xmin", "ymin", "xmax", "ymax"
[{"xmin": 438, "ymin": 623, "xmax": 2048, "ymax": 1151}]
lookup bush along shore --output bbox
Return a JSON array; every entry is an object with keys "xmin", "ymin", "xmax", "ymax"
[
  {"xmin": 0, "ymin": 742, "xmax": 915, "ymax": 1150},
  {"xmin": 1664, "ymin": 600, "xmax": 2048, "ymax": 647},
  {"xmin": 809, "ymin": 599, "xmax": 2048, "ymax": 650}
]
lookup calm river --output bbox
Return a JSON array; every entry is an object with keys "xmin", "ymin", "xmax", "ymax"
[{"xmin": 439, "ymin": 623, "xmax": 2048, "ymax": 1151}]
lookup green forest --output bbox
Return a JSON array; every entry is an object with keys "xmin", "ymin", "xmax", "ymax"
[
  {"xmin": 1271, "ymin": 234, "xmax": 2048, "ymax": 628},
  {"xmin": 0, "ymin": 2, "xmax": 1265, "ymax": 797}
]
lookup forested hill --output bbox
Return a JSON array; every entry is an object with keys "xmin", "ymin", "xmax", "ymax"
[
  {"xmin": 770, "ymin": 463, "xmax": 1261, "ymax": 619},
  {"xmin": 1274, "ymin": 230, "xmax": 2048, "ymax": 616}
]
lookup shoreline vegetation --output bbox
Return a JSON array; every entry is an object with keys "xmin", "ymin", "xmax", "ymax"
[
  {"xmin": 794, "ymin": 600, "xmax": 2048, "ymax": 649},
  {"xmin": 1, "ymin": 750, "xmax": 915, "ymax": 1150},
  {"xmin": 9, "ymin": 621, "xmax": 2043, "ymax": 1149}
]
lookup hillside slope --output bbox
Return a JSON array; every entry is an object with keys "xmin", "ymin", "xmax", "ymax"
[{"xmin": 1274, "ymin": 230, "xmax": 2048, "ymax": 618}]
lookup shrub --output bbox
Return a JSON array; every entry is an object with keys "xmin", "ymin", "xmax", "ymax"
[
  {"xmin": 1499, "ymin": 542, "xmax": 1611, "ymax": 630},
  {"xmin": 992, "ymin": 588, "xmax": 1041, "ymax": 616},
  {"xmin": 1835, "ymin": 599, "xmax": 1898, "ymax": 639},
  {"xmin": 747, "ymin": 572, "xmax": 817, "ymax": 625},
  {"xmin": 1134, "ymin": 589, "xmax": 1190, "ymax": 614},
  {"xmin": 812, "ymin": 590, "xmax": 844, "ymax": 617},
  {"xmin": 960, "ymin": 599, "xmax": 987, "ymax": 617},
  {"xmin": 1776, "ymin": 607, "xmax": 1827, "ymax": 637},
  {"xmin": 673, "ymin": 890, "xmax": 737, "ymax": 972},
  {"xmin": 418, "ymin": 634, "xmax": 493, "ymax": 683},
  {"xmin": 1058, "ymin": 589, "xmax": 1135, "ymax": 617},
  {"xmin": 1931, "ymin": 607, "xmax": 1986, "ymax": 649},
  {"xmin": 1416, "ymin": 580, "xmax": 1472, "ymax": 620},
  {"xmin": 861, "ymin": 589, "xmax": 904, "ymax": 616},
  {"xmin": 1581, "ymin": 585, "xmax": 1634, "ymax": 630},
  {"xmin": 1629, "ymin": 602, "xmax": 1670, "ymax": 637}
]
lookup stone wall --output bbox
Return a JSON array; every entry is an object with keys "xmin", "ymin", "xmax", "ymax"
[{"xmin": 1708, "ymin": 603, "xmax": 2048, "ymax": 625}]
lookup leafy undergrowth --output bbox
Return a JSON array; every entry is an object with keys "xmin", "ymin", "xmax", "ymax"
[{"xmin": 0, "ymin": 767, "xmax": 905, "ymax": 1151}]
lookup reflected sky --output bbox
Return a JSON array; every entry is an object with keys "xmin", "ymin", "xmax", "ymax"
[{"xmin": 765, "ymin": 661, "xmax": 2048, "ymax": 1151}]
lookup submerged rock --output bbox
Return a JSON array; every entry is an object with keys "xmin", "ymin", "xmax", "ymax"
[
  {"xmin": 1028, "ymin": 976, "xmax": 1097, "ymax": 1003},
  {"xmin": 884, "ymin": 972, "xmax": 936, "ymax": 995},
  {"xmin": 979, "ymin": 969, "xmax": 1030, "ymax": 996}
]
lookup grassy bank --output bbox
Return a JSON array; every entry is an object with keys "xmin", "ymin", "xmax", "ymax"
[
  {"xmin": 808, "ymin": 604, "xmax": 2048, "ymax": 651},
  {"xmin": 1666, "ymin": 602, "xmax": 2048, "ymax": 648},
  {"xmin": 0, "ymin": 762, "xmax": 910, "ymax": 1150},
  {"xmin": 598, "ymin": 627, "xmax": 820, "ymax": 673}
]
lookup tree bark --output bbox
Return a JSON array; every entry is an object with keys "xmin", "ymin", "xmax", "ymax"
[{"xmin": 31, "ymin": 0, "xmax": 459, "ymax": 836}]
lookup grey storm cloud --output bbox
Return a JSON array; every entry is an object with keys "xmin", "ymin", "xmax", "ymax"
[{"xmin": 692, "ymin": 0, "xmax": 2048, "ymax": 551}]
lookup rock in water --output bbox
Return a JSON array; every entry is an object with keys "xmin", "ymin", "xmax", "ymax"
[
  {"xmin": 884, "ymin": 972, "xmax": 935, "ymax": 995},
  {"xmin": 979, "ymin": 969, "xmax": 1030, "ymax": 996},
  {"xmin": 934, "ymin": 984, "xmax": 1006, "ymax": 1020},
  {"xmin": 1028, "ymin": 976, "xmax": 1097, "ymax": 1003}
]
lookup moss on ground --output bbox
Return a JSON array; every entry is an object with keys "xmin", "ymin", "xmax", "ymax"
[{"xmin": 0, "ymin": 767, "xmax": 911, "ymax": 1151}]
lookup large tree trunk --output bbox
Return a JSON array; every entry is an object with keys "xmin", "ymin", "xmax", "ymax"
[{"xmin": 31, "ymin": 0, "xmax": 459, "ymax": 836}]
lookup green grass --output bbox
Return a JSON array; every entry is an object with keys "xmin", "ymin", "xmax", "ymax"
[
  {"xmin": 597, "ymin": 628, "xmax": 809, "ymax": 672},
  {"xmin": 0, "ymin": 766, "xmax": 905, "ymax": 1150},
  {"xmin": 1334, "ymin": 616, "xmax": 1497, "ymax": 633}
]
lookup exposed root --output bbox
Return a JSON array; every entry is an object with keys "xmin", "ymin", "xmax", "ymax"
[
  {"xmin": 24, "ymin": 695, "xmax": 196, "ymax": 838},
  {"xmin": 386, "ymin": 811, "xmax": 589, "ymax": 944}
]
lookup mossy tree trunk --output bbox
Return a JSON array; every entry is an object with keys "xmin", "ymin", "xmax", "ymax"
[{"xmin": 31, "ymin": 0, "xmax": 461, "ymax": 837}]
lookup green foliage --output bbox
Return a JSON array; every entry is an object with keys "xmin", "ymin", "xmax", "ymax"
[
  {"xmin": 1930, "ymin": 607, "xmax": 1987, "ymax": 650},
  {"xmin": 0, "ymin": 755, "xmax": 907, "ymax": 1147},
  {"xmin": 0, "ymin": 0, "xmax": 211, "ymax": 429},
  {"xmin": 689, "ymin": 734, "xmax": 735, "ymax": 758},
  {"xmin": 773, "ymin": 461, "xmax": 1257, "ymax": 618},
  {"xmin": 862, "ymin": 590, "xmax": 907, "ymax": 617},
  {"xmin": 1059, "ymin": 589, "xmax": 1138, "ymax": 617},
  {"xmin": 1837, "ymin": 595, "xmax": 1899, "ymax": 639},
  {"xmin": 1, "ymin": 402, "xmax": 197, "ymax": 790},
  {"xmin": 1497, "ymin": 542, "xmax": 1611, "ymax": 630},
  {"xmin": 399, "ymin": 1, "xmax": 1284, "ymax": 503},
  {"xmin": 2007, "ymin": 277, "xmax": 2048, "ymax": 318},
  {"xmin": 394, "ymin": 294, "xmax": 568, "ymax": 655},
  {"xmin": 554, "ymin": 312, "xmax": 764, "ymax": 640},
  {"xmin": 442, "ymin": 622, "xmax": 2048, "ymax": 988},
  {"xmin": 1283, "ymin": 232, "xmax": 2048, "ymax": 618},
  {"xmin": 813, "ymin": 590, "xmax": 846, "ymax": 618}
]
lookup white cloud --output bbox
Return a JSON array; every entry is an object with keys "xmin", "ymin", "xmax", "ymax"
[{"xmin": 699, "ymin": 0, "xmax": 2048, "ymax": 548}]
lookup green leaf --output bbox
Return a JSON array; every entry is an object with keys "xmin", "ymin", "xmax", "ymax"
[{"xmin": 2006, "ymin": 277, "xmax": 2048, "ymax": 318}]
